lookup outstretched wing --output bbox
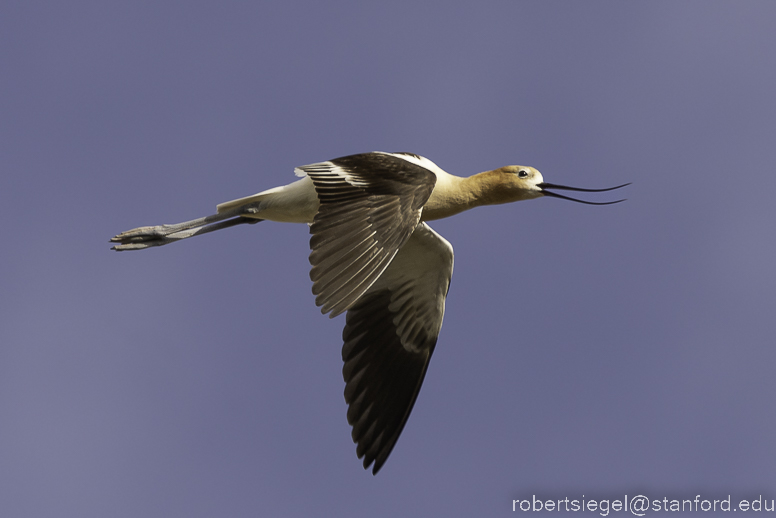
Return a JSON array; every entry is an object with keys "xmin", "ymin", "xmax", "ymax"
[
  {"xmin": 341, "ymin": 222, "xmax": 454, "ymax": 474},
  {"xmin": 300, "ymin": 152, "xmax": 437, "ymax": 317}
]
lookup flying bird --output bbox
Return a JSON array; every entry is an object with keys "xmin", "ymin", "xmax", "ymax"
[{"xmin": 111, "ymin": 151, "xmax": 627, "ymax": 474}]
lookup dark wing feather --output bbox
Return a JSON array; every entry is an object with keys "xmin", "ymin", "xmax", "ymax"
[
  {"xmin": 301, "ymin": 153, "xmax": 436, "ymax": 317},
  {"xmin": 341, "ymin": 223, "xmax": 454, "ymax": 474}
]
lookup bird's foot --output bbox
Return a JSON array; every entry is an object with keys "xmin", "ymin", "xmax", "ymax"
[
  {"xmin": 110, "ymin": 214, "xmax": 262, "ymax": 251},
  {"xmin": 110, "ymin": 224, "xmax": 183, "ymax": 251}
]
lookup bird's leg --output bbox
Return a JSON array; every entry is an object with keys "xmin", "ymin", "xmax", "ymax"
[{"xmin": 110, "ymin": 206, "xmax": 263, "ymax": 251}]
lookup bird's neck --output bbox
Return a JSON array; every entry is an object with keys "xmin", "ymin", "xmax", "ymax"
[{"xmin": 422, "ymin": 170, "xmax": 531, "ymax": 221}]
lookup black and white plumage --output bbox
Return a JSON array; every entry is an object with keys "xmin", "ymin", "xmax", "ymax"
[
  {"xmin": 341, "ymin": 222, "xmax": 452, "ymax": 472},
  {"xmin": 302, "ymin": 154, "xmax": 451, "ymax": 472},
  {"xmin": 304, "ymin": 154, "xmax": 437, "ymax": 317},
  {"xmin": 111, "ymin": 151, "xmax": 627, "ymax": 474}
]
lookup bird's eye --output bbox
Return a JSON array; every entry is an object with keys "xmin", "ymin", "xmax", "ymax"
[{"xmin": 517, "ymin": 169, "xmax": 529, "ymax": 178}]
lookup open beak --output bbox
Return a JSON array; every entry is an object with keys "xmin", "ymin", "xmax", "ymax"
[{"xmin": 538, "ymin": 182, "xmax": 630, "ymax": 205}]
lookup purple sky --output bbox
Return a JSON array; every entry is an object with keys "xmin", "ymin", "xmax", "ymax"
[{"xmin": 2, "ymin": 2, "xmax": 776, "ymax": 516}]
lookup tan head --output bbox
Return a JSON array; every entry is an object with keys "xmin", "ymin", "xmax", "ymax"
[
  {"xmin": 482, "ymin": 165, "xmax": 629, "ymax": 206},
  {"xmin": 494, "ymin": 165, "xmax": 546, "ymax": 201}
]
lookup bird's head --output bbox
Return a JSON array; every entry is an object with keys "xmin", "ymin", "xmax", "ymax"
[{"xmin": 488, "ymin": 165, "xmax": 629, "ymax": 205}]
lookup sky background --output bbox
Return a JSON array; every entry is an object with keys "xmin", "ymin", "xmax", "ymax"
[{"xmin": 2, "ymin": 2, "xmax": 775, "ymax": 517}]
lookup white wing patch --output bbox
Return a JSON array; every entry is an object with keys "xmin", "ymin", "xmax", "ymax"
[
  {"xmin": 296, "ymin": 160, "xmax": 371, "ymax": 187},
  {"xmin": 377, "ymin": 152, "xmax": 448, "ymax": 179}
]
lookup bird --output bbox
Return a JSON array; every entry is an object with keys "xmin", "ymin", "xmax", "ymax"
[{"xmin": 111, "ymin": 151, "xmax": 628, "ymax": 474}]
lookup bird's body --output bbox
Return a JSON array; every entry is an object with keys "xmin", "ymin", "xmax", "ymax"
[
  {"xmin": 214, "ymin": 153, "xmax": 543, "ymax": 224},
  {"xmin": 111, "ymin": 151, "xmax": 627, "ymax": 474}
]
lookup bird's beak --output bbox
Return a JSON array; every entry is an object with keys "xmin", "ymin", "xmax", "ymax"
[{"xmin": 537, "ymin": 182, "xmax": 630, "ymax": 205}]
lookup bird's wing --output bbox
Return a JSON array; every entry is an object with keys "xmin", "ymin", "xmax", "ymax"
[
  {"xmin": 341, "ymin": 222, "xmax": 454, "ymax": 474},
  {"xmin": 300, "ymin": 152, "xmax": 437, "ymax": 317}
]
